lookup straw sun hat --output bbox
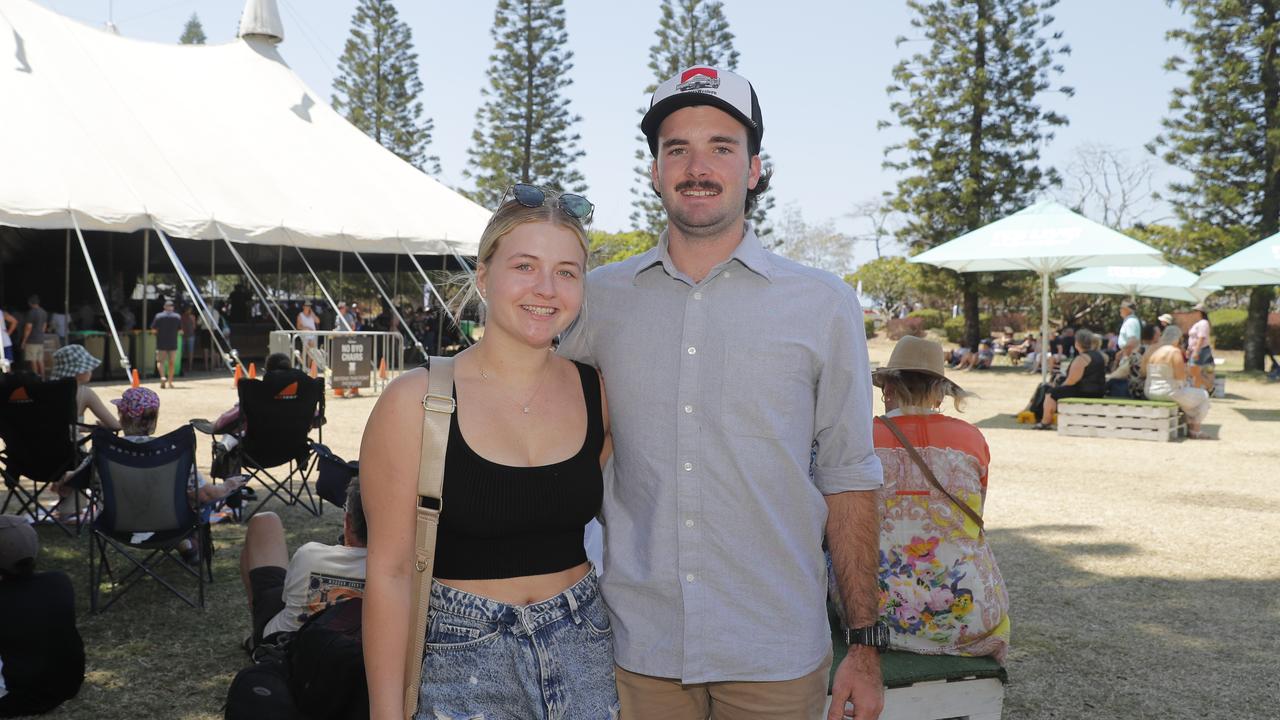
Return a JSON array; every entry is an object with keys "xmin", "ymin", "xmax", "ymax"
[{"xmin": 871, "ymin": 335, "xmax": 968, "ymax": 397}]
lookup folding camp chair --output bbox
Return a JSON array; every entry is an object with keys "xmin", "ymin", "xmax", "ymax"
[
  {"xmin": 88, "ymin": 425, "xmax": 211, "ymax": 612},
  {"xmin": 0, "ymin": 375, "xmax": 92, "ymax": 535},
  {"xmin": 313, "ymin": 443, "xmax": 357, "ymax": 510},
  {"xmin": 196, "ymin": 370, "xmax": 325, "ymax": 519}
]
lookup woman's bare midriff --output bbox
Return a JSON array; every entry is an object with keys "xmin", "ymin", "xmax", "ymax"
[{"xmin": 435, "ymin": 561, "xmax": 591, "ymax": 606}]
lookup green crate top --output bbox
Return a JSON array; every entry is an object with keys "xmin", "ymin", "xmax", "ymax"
[
  {"xmin": 830, "ymin": 611, "xmax": 1007, "ymax": 688},
  {"xmin": 1058, "ymin": 397, "xmax": 1177, "ymax": 408}
]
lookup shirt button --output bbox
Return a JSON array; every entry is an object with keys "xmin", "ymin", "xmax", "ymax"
[
  {"xmin": 685, "ymin": 519, "xmax": 694, "ymax": 528},
  {"xmin": 723, "ymin": 271, "xmax": 732, "ymax": 278},
  {"xmin": 683, "ymin": 404, "xmax": 693, "ymax": 414},
  {"xmin": 693, "ymin": 291, "xmax": 703, "ymax": 300},
  {"xmin": 683, "ymin": 462, "xmax": 693, "ymax": 472},
  {"xmin": 687, "ymin": 346, "xmax": 697, "ymax": 355},
  {"xmin": 686, "ymin": 573, "xmax": 695, "ymax": 583}
]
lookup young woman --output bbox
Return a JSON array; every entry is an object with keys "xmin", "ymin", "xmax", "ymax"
[
  {"xmin": 1143, "ymin": 325, "xmax": 1211, "ymax": 438},
  {"xmin": 360, "ymin": 186, "xmax": 616, "ymax": 719},
  {"xmin": 1186, "ymin": 304, "xmax": 1214, "ymax": 391}
]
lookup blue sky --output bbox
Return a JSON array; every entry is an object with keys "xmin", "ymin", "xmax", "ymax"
[{"xmin": 42, "ymin": 1, "xmax": 1190, "ymax": 269}]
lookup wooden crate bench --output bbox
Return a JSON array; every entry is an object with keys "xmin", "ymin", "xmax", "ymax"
[
  {"xmin": 1057, "ymin": 397, "xmax": 1184, "ymax": 442},
  {"xmin": 828, "ymin": 613, "xmax": 1007, "ymax": 719}
]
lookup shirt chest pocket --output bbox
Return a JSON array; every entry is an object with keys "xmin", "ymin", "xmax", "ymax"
[{"xmin": 720, "ymin": 345, "xmax": 811, "ymax": 439}]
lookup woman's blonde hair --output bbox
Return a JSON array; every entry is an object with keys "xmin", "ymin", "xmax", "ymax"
[
  {"xmin": 881, "ymin": 369, "xmax": 972, "ymax": 412},
  {"xmin": 449, "ymin": 193, "xmax": 590, "ymax": 317}
]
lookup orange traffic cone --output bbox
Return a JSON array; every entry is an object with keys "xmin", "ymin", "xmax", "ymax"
[
  {"xmin": 378, "ymin": 357, "xmax": 388, "ymax": 380},
  {"xmin": 233, "ymin": 364, "xmax": 243, "ymax": 388},
  {"xmin": 248, "ymin": 363, "xmax": 257, "ymax": 380},
  {"xmin": 130, "ymin": 368, "xmax": 141, "ymax": 388},
  {"xmin": 309, "ymin": 360, "xmax": 318, "ymax": 378}
]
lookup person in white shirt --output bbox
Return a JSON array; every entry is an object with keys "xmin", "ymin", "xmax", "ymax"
[{"xmin": 239, "ymin": 477, "xmax": 367, "ymax": 649}]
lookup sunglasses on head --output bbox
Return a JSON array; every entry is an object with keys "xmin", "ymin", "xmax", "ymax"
[{"xmin": 504, "ymin": 183, "xmax": 594, "ymax": 221}]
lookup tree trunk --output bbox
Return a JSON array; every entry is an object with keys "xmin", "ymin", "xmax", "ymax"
[
  {"xmin": 962, "ymin": 274, "xmax": 980, "ymax": 351},
  {"xmin": 1243, "ymin": 286, "xmax": 1275, "ymax": 371}
]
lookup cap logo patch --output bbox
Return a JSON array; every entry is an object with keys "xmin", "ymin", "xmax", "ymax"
[
  {"xmin": 275, "ymin": 381, "xmax": 298, "ymax": 400},
  {"xmin": 7, "ymin": 387, "xmax": 31, "ymax": 403},
  {"xmin": 678, "ymin": 67, "xmax": 720, "ymax": 92}
]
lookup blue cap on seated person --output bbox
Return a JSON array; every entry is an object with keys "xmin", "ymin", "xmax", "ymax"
[
  {"xmin": 0, "ymin": 515, "xmax": 39, "ymax": 575},
  {"xmin": 50, "ymin": 344, "xmax": 100, "ymax": 380}
]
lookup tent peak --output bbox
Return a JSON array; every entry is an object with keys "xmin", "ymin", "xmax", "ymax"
[{"xmin": 238, "ymin": 0, "xmax": 284, "ymax": 45}]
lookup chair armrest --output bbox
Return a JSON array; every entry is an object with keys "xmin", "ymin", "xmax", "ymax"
[{"xmin": 189, "ymin": 419, "xmax": 216, "ymax": 435}]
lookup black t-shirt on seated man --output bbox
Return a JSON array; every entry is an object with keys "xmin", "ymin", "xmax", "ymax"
[{"xmin": 0, "ymin": 571, "xmax": 85, "ymax": 716}]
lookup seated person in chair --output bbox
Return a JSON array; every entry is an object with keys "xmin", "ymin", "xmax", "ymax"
[
  {"xmin": 211, "ymin": 353, "xmax": 300, "ymax": 436},
  {"xmin": 114, "ymin": 387, "xmax": 245, "ymax": 558},
  {"xmin": 47, "ymin": 344, "xmax": 121, "ymax": 520},
  {"xmin": 239, "ymin": 477, "xmax": 367, "ymax": 651},
  {"xmin": 1036, "ymin": 329, "xmax": 1107, "ymax": 429},
  {"xmin": 0, "ymin": 516, "xmax": 85, "ymax": 717}
]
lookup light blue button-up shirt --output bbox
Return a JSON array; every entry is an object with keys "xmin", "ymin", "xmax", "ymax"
[{"xmin": 559, "ymin": 226, "xmax": 883, "ymax": 683}]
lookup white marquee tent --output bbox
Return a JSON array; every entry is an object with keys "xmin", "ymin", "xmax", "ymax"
[
  {"xmin": 0, "ymin": 0, "xmax": 490, "ymax": 370},
  {"xmin": 0, "ymin": 0, "xmax": 488, "ymax": 254}
]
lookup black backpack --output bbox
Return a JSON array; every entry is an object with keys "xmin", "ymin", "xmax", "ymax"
[
  {"xmin": 287, "ymin": 598, "xmax": 368, "ymax": 720},
  {"xmin": 224, "ymin": 660, "xmax": 297, "ymax": 720}
]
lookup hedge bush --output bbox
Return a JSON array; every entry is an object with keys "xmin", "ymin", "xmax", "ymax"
[
  {"xmin": 864, "ymin": 316, "xmax": 876, "ymax": 339},
  {"xmin": 907, "ymin": 308, "xmax": 947, "ymax": 329},
  {"xmin": 1210, "ymin": 308, "xmax": 1247, "ymax": 350},
  {"xmin": 943, "ymin": 314, "xmax": 992, "ymax": 344}
]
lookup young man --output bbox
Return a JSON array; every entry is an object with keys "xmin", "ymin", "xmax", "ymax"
[
  {"xmin": 19, "ymin": 296, "xmax": 47, "ymax": 377},
  {"xmin": 150, "ymin": 300, "xmax": 182, "ymax": 388},
  {"xmin": 559, "ymin": 66, "xmax": 885, "ymax": 720},
  {"xmin": 239, "ymin": 477, "xmax": 367, "ymax": 651}
]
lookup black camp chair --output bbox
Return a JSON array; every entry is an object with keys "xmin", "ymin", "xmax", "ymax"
[
  {"xmin": 196, "ymin": 370, "xmax": 325, "ymax": 519},
  {"xmin": 88, "ymin": 425, "xmax": 211, "ymax": 612},
  {"xmin": 0, "ymin": 375, "xmax": 93, "ymax": 535}
]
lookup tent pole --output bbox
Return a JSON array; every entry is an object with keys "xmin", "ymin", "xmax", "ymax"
[
  {"xmin": 141, "ymin": 229, "xmax": 150, "ymax": 377},
  {"xmin": 213, "ymin": 226, "xmax": 291, "ymax": 331},
  {"xmin": 338, "ymin": 252, "xmax": 344, "ymax": 305},
  {"xmin": 64, "ymin": 230, "xmax": 71, "ymax": 325},
  {"xmin": 291, "ymin": 243, "xmax": 353, "ymax": 332},
  {"xmin": 69, "ymin": 212, "xmax": 130, "ymax": 374},
  {"xmin": 1041, "ymin": 271, "xmax": 1050, "ymax": 385},
  {"xmin": 400, "ymin": 241, "xmax": 471, "ymax": 347},
  {"xmin": 393, "ymin": 254, "xmax": 399, "ymax": 306},
  {"xmin": 152, "ymin": 225, "xmax": 239, "ymax": 373},
  {"xmin": 350, "ymin": 246, "xmax": 423, "ymax": 355},
  {"xmin": 277, "ymin": 246, "xmax": 283, "ymax": 302}
]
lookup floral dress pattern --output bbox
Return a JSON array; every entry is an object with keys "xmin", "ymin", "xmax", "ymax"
[{"xmin": 873, "ymin": 414, "xmax": 1010, "ymax": 664}]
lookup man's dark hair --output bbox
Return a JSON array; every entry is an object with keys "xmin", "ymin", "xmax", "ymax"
[
  {"xmin": 27, "ymin": 294, "xmax": 40, "ymax": 306},
  {"xmin": 345, "ymin": 477, "xmax": 367, "ymax": 545},
  {"xmin": 1142, "ymin": 323, "xmax": 1159, "ymax": 342},
  {"xmin": 265, "ymin": 352, "xmax": 292, "ymax": 373}
]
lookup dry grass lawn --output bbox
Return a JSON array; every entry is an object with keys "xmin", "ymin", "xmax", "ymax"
[{"xmin": 10, "ymin": 333, "xmax": 1280, "ymax": 719}]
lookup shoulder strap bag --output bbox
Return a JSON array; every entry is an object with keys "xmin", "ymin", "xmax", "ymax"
[
  {"xmin": 403, "ymin": 356, "xmax": 454, "ymax": 719},
  {"xmin": 877, "ymin": 415, "xmax": 984, "ymax": 533}
]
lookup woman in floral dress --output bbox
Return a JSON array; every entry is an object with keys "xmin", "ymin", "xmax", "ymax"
[{"xmin": 870, "ymin": 336, "xmax": 1009, "ymax": 663}]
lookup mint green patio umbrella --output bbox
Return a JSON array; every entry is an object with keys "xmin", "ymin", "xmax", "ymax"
[
  {"xmin": 910, "ymin": 201, "xmax": 1165, "ymax": 382},
  {"xmin": 1196, "ymin": 232, "xmax": 1280, "ymax": 287},
  {"xmin": 1056, "ymin": 264, "xmax": 1219, "ymax": 303}
]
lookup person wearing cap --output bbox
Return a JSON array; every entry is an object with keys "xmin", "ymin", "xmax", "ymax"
[
  {"xmin": 559, "ymin": 65, "xmax": 885, "ymax": 719},
  {"xmin": 1117, "ymin": 300, "xmax": 1142, "ymax": 361},
  {"xmin": 151, "ymin": 298, "xmax": 182, "ymax": 388},
  {"xmin": 865, "ymin": 336, "xmax": 1008, "ymax": 664},
  {"xmin": 0, "ymin": 516, "xmax": 86, "ymax": 716},
  {"xmin": 1186, "ymin": 303, "xmax": 1214, "ymax": 391}
]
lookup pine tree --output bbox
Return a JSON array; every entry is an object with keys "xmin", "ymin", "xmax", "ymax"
[
  {"xmin": 631, "ymin": 0, "xmax": 774, "ymax": 238},
  {"xmin": 179, "ymin": 12, "xmax": 206, "ymax": 44},
  {"xmin": 883, "ymin": 0, "xmax": 1071, "ymax": 349},
  {"xmin": 332, "ymin": 0, "xmax": 439, "ymax": 173},
  {"xmin": 465, "ymin": 0, "xmax": 585, "ymax": 209},
  {"xmin": 1153, "ymin": 0, "xmax": 1280, "ymax": 372}
]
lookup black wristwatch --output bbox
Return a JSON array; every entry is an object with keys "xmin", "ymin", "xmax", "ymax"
[{"xmin": 845, "ymin": 622, "xmax": 890, "ymax": 652}]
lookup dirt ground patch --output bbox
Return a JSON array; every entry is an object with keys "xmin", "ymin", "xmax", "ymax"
[{"xmin": 9, "ymin": 337, "xmax": 1280, "ymax": 718}]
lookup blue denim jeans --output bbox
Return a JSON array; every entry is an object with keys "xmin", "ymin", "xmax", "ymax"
[{"xmin": 416, "ymin": 570, "xmax": 619, "ymax": 720}]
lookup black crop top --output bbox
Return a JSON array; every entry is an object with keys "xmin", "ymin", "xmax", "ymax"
[{"xmin": 432, "ymin": 360, "xmax": 604, "ymax": 580}]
